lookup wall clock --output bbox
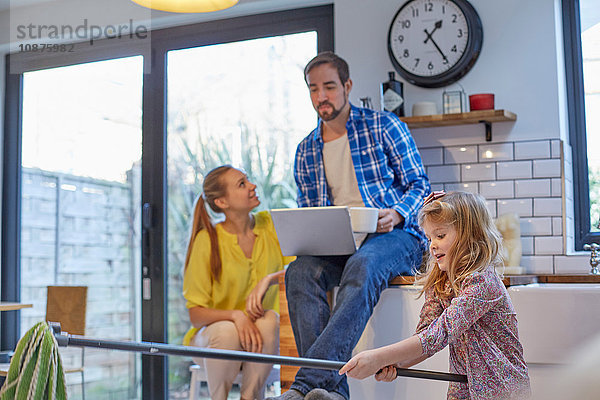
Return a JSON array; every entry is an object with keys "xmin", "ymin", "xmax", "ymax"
[{"xmin": 387, "ymin": 0, "xmax": 483, "ymax": 88}]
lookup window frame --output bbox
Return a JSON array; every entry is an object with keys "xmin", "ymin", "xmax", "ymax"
[
  {"xmin": 2, "ymin": 5, "xmax": 333, "ymax": 399},
  {"xmin": 562, "ymin": 0, "xmax": 600, "ymax": 249}
]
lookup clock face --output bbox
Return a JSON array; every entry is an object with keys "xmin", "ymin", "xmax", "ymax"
[{"xmin": 388, "ymin": 0, "xmax": 483, "ymax": 88}]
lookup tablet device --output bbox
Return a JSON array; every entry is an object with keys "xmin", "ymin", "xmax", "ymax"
[{"xmin": 270, "ymin": 206, "xmax": 358, "ymax": 256}]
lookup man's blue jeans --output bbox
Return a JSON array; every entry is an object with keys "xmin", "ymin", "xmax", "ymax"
[{"xmin": 285, "ymin": 228, "xmax": 423, "ymax": 399}]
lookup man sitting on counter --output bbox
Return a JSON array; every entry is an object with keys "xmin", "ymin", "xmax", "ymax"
[{"xmin": 268, "ymin": 52, "xmax": 430, "ymax": 400}]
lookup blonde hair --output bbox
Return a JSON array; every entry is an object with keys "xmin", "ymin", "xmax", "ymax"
[
  {"xmin": 416, "ymin": 191, "xmax": 503, "ymax": 298},
  {"xmin": 184, "ymin": 165, "xmax": 234, "ymax": 282}
]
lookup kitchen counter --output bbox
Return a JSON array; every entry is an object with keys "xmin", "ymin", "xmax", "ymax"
[{"xmin": 278, "ymin": 273, "xmax": 600, "ymax": 392}]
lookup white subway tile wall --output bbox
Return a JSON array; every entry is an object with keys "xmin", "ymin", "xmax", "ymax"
[
  {"xmin": 551, "ymin": 140, "xmax": 561, "ymax": 159},
  {"xmin": 533, "ymin": 197, "xmax": 562, "ymax": 217},
  {"xmin": 427, "ymin": 165, "xmax": 460, "ymax": 184},
  {"xmin": 554, "ymin": 255, "xmax": 590, "ymax": 274},
  {"xmin": 563, "ymin": 142, "xmax": 572, "ymax": 166},
  {"xmin": 566, "ymin": 214, "xmax": 575, "ymax": 253},
  {"xmin": 514, "ymin": 141, "xmax": 551, "ymax": 160},
  {"xmin": 486, "ymin": 200, "xmax": 497, "ymax": 218},
  {"xmin": 521, "ymin": 237, "xmax": 534, "ymax": 256},
  {"xmin": 515, "ymin": 179, "xmax": 551, "ymax": 197},
  {"xmin": 521, "ymin": 256, "xmax": 554, "ymax": 274},
  {"xmin": 420, "ymin": 147, "xmax": 444, "ymax": 166},
  {"xmin": 533, "ymin": 159, "xmax": 561, "ymax": 178},
  {"xmin": 462, "ymin": 163, "xmax": 496, "ymax": 182},
  {"xmin": 418, "ymin": 139, "xmax": 583, "ymax": 274},
  {"xmin": 498, "ymin": 199, "xmax": 532, "ymax": 217},
  {"xmin": 551, "ymin": 178, "xmax": 562, "ymax": 197},
  {"xmin": 520, "ymin": 217, "xmax": 553, "ymax": 236},
  {"xmin": 535, "ymin": 236, "xmax": 563, "ymax": 255},
  {"xmin": 497, "ymin": 161, "xmax": 532, "ymax": 180},
  {"xmin": 552, "ymin": 217, "xmax": 562, "ymax": 236},
  {"xmin": 445, "ymin": 145, "xmax": 478, "ymax": 164},
  {"xmin": 479, "ymin": 143, "xmax": 514, "ymax": 161},
  {"xmin": 534, "ymin": 198, "xmax": 562, "ymax": 216},
  {"xmin": 445, "ymin": 182, "xmax": 478, "ymax": 194},
  {"xmin": 564, "ymin": 180, "xmax": 574, "ymax": 203},
  {"xmin": 480, "ymin": 181, "xmax": 514, "ymax": 199}
]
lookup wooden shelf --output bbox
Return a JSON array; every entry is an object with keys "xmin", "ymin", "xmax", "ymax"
[
  {"xmin": 400, "ymin": 109, "xmax": 516, "ymax": 128},
  {"xmin": 400, "ymin": 109, "xmax": 517, "ymax": 141}
]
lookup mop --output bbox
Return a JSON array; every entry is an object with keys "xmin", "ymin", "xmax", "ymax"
[
  {"xmin": 49, "ymin": 322, "xmax": 467, "ymax": 383},
  {"xmin": 0, "ymin": 322, "xmax": 67, "ymax": 400}
]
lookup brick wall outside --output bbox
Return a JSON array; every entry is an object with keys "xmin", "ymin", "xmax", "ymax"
[{"xmin": 20, "ymin": 167, "xmax": 140, "ymax": 399}]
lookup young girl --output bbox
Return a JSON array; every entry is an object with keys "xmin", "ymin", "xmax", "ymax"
[
  {"xmin": 339, "ymin": 191, "xmax": 531, "ymax": 399},
  {"xmin": 182, "ymin": 165, "xmax": 295, "ymax": 400}
]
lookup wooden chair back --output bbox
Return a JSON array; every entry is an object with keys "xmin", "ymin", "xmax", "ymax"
[{"xmin": 45, "ymin": 286, "xmax": 87, "ymax": 335}]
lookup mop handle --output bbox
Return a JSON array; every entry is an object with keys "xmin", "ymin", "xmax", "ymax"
[{"xmin": 50, "ymin": 324, "xmax": 467, "ymax": 383}]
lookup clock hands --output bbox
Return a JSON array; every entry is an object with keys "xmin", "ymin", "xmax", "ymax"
[
  {"xmin": 424, "ymin": 20, "xmax": 448, "ymax": 64},
  {"xmin": 424, "ymin": 20, "xmax": 443, "ymax": 41}
]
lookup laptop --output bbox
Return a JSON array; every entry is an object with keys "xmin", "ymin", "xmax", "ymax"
[{"xmin": 270, "ymin": 206, "xmax": 359, "ymax": 256}]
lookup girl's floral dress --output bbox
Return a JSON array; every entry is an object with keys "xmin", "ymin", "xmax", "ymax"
[{"xmin": 416, "ymin": 266, "xmax": 531, "ymax": 399}]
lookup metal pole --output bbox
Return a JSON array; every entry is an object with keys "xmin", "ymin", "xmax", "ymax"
[{"xmin": 52, "ymin": 326, "xmax": 467, "ymax": 383}]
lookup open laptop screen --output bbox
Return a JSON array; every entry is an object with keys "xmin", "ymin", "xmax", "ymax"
[{"xmin": 270, "ymin": 206, "xmax": 357, "ymax": 256}]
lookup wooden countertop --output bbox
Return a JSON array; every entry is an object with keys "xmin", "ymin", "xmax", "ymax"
[
  {"xmin": 535, "ymin": 274, "xmax": 600, "ymax": 284},
  {"xmin": 389, "ymin": 274, "xmax": 600, "ymax": 287}
]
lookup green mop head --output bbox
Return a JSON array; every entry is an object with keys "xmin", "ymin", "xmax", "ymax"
[{"xmin": 0, "ymin": 321, "xmax": 67, "ymax": 399}]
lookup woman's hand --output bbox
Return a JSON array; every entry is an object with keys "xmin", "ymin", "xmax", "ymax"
[
  {"xmin": 375, "ymin": 365, "xmax": 398, "ymax": 382},
  {"xmin": 246, "ymin": 276, "xmax": 271, "ymax": 320},
  {"xmin": 232, "ymin": 310, "xmax": 263, "ymax": 353},
  {"xmin": 339, "ymin": 349, "xmax": 386, "ymax": 380}
]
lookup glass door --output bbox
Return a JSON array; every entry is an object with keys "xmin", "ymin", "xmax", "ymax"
[
  {"xmin": 165, "ymin": 32, "xmax": 317, "ymax": 398},
  {"xmin": 19, "ymin": 56, "xmax": 143, "ymax": 399}
]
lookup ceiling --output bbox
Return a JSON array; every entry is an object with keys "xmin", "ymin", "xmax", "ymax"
[
  {"xmin": 5, "ymin": 0, "xmax": 596, "ymax": 34},
  {"xmin": 0, "ymin": 0, "xmax": 56, "ymax": 12},
  {"xmin": 0, "ymin": 0, "xmax": 283, "ymax": 13}
]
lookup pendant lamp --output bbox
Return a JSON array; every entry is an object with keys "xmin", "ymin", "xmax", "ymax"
[{"xmin": 131, "ymin": 0, "xmax": 238, "ymax": 13}]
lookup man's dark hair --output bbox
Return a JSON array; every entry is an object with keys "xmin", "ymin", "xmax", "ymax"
[{"xmin": 304, "ymin": 51, "xmax": 350, "ymax": 84}]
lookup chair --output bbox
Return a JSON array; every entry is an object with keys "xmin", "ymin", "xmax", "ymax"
[
  {"xmin": 46, "ymin": 286, "xmax": 88, "ymax": 400},
  {"xmin": 0, "ymin": 286, "xmax": 88, "ymax": 398},
  {"xmin": 188, "ymin": 362, "xmax": 280, "ymax": 400},
  {"xmin": 0, "ymin": 363, "xmax": 9, "ymax": 377}
]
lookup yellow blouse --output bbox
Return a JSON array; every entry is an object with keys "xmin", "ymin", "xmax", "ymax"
[{"xmin": 182, "ymin": 210, "xmax": 294, "ymax": 345}]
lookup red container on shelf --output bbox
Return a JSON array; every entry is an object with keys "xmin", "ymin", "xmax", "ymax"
[{"xmin": 469, "ymin": 93, "xmax": 495, "ymax": 111}]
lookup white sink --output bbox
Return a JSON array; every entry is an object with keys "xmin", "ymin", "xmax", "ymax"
[{"xmin": 508, "ymin": 283, "xmax": 600, "ymax": 364}]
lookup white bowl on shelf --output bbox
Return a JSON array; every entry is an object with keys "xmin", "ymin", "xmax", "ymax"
[{"xmin": 412, "ymin": 101, "xmax": 437, "ymax": 116}]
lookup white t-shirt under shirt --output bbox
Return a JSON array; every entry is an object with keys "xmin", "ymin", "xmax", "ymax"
[
  {"xmin": 322, "ymin": 133, "xmax": 369, "ymax": 247},
  {"xmin": 322, "ymin": 133, "xmax": 365, "ymax": 207}
]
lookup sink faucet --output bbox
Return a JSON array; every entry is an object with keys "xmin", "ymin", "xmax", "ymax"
[{"xmin": 583, "ymin": 243, "xmax": 600, "ymax": 275}]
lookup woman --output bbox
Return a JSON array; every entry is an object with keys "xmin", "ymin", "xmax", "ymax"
[{"xmin": 182, "ymin": 165, "xmax": 294, "ymax": 400}]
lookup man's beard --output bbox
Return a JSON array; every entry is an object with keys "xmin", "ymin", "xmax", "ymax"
[{"xmin": 317, "ymin": 93, "xmax": 347, "ymax": 121}]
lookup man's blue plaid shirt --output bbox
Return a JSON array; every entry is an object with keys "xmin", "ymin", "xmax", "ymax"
[{"xmin": 294, "ymin": 104, "xmax": 430, "ymax": 247}]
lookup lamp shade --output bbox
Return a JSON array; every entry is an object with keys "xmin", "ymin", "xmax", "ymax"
[{"xmin": 131, "ymin": 0, "xmax": 238, "ymax": 13}]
